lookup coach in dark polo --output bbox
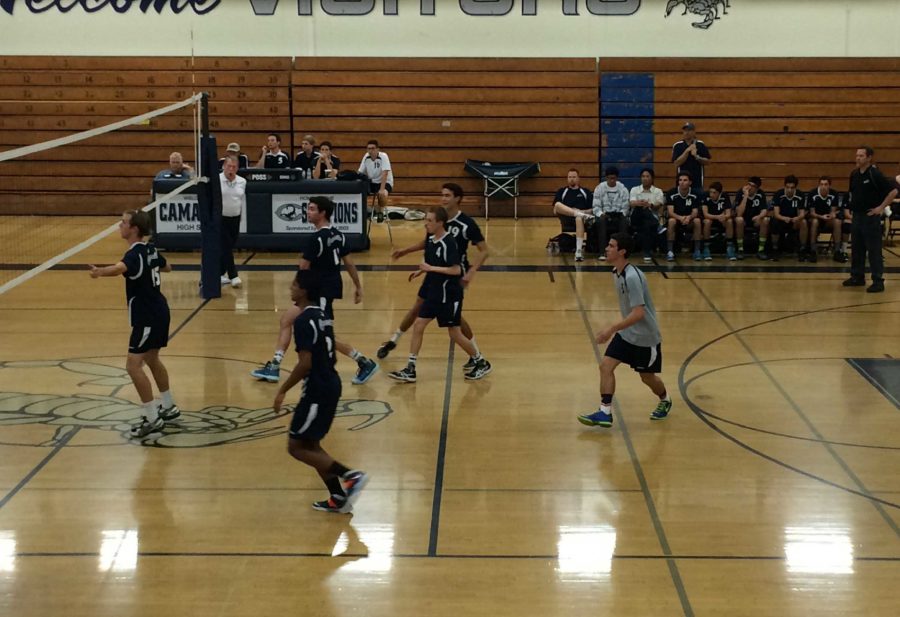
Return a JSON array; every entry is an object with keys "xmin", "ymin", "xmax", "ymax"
[
  {"xmin": 844, "ymin": 146, "xmax": 898, "ymax": 293},
  {"xmin": 671, "ymin": 122, "xmax": 710, "ymax": 188}
]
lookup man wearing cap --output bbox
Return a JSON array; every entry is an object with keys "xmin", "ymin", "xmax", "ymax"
[
  {"xmin": 218, "ymin": 143, "xmax": 249, "ymax": 171},
  {"xmin": 672, "ymin": 122, "xmax": 711, "ymax": 189}
]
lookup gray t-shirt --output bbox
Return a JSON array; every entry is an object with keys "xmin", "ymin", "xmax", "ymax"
[{"xmin": 613, "ymin": 264, "xmax": 661, "ymax": 347}]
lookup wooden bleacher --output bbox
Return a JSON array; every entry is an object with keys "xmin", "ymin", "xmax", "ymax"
[
  {"xmin": 2, "ymin": 56, "xmax": 899, "ymax": 216},
  {"xmin": 599, "ymin": 57, "xmax": 900, "ymax": 194},
  {"xmin": 291, "ymin": 57, "xmax": 600, "ymax": 217}
]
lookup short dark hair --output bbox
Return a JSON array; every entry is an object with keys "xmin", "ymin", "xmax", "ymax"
[
  {"xmin": 222, "ymin": 154, "xmax": 239, "ymax": 165},
  {"xmin": 640, "ymin": 168, "xmax": 655, "ymax": 179},
  {"xmin": 610, "ymin": 232, "xmax": 634, "ymax": 258},
  {"xmin": 819, "ymin": 175, "xmax": 832, "ymax": 184},
  {"xmin": 748, "ymin": 176, "xmax": 763, "ymax": 187},
  {"xmin": 605, "ymin": 166, "xmax": 619, "ymax": 177},
  {"xmin": 126, "ymin": 210, "xmax": 151, "ymax": 237},
  {"xmin": 784, "ymin": 175, "xmax": 799, "ymax": 186},
  {"xmin": 319, "ymin": 140, "xmax": 332, "ymax": 150},
  {"xmin": 709, "ymin": 181, "xmax": 723, "ymax": 193},
  {"xmin": 294, "ymin": 269, "xmax": 321, "ymax": 302},
  {"xmin": 568, "ymin": 168, "xmax": 580, "ymax": 175},
  {"xmin": 677, "ymin": 172, "xmax": 692, "ymax": 183},
  {"xmin": 308, "ymin": 195, "xmax": 334, "ymax": 219},
  {"xmin": 367, "ymin": 139, "xmax": 379, "ymax": 148},
  {"xmin": 268, "ymin": 133, "xmax": 281, "ymax": 143},
  {"xmin": 442, "ymin": 182, "xmax": 464, "ymax": 200},
  {"xmin": 429, "ymin": 205, "xmax": 449, "ymax": 225},
  {"xmin": 858, "ymin": 145, "xmax": 875, "ymax": 157}
]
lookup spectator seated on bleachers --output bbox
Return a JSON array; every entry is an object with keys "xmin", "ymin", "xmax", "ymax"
[
  {"xmin": 551, "ymin": 168, "xmax": 593, "ymax": 261},
  {"xmin": 665, "ymin": 172, "xmax": 702, "ymax": 261},
  {"xmin": 592, "ymin": 166, "xmax": 631, "ymax": 262}
]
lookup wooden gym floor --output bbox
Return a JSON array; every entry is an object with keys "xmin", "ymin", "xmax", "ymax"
[{"xmin": 0, "ymin": 216, "xmax": 898, "ymax": 616}]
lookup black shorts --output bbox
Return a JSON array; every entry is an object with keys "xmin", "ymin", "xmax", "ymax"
[
  {"xmin": 558, "ymin": 215, "xmax": 576, "ymax": 233},
  {"xmin": 772, "ymin": 218, "xmax": 800, "ymax": 235},
  {"xmin": 128, "ymin": 317, "xmax": 170, "ymax": 354},
  {"xmin": 369, "ymin": 182, "xmax": 393, "ymax": 195},
  {"xmin": 419, "ymin": 297, "xmax": 463, "ymax": 328},
  {"xmin": 289, "ymin": 380, "xmax": 342, "ymax": 441},
  {"xmin": 604, "ymin": 333, "xmax": 662, "ymax": 374},
  {"xmin": 744, "ymin": 211, "xmax": 768, "ymax": 225},
  {"xmin": 317, "ymin": 296, "xmax": 335, "ymax": 320}
]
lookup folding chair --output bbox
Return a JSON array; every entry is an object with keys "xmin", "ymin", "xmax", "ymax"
[{"xmin": 464, "ymin": 160, "xmax": 541, "ymax": 220}]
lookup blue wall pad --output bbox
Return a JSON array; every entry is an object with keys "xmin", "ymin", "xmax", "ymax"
[
  {"xmin": 846, "ymin": 358, "xmax": 900, "ymax": 409},
  {"xmin": 600, "ymin": 72, "xmax": 654, "ymax": 185}
]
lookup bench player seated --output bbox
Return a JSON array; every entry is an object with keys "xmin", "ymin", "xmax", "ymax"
[
  {"xmin": 770, "ymin": 175, "xmax": 807, "ymax": 261},
  {"xmin": 734, "ymin": 176, "xmax": 770, "ymax": 260},
  {"xmin": 701, "ymin": 181, "xmax": 735, "ymax": 261},
  {"xmin": 665, "ymin": 172, "xmax": 702, "ymax": 261},
  {"xmin": 806, "ymin": 176, "xmax": 846, "ymax": 263}
]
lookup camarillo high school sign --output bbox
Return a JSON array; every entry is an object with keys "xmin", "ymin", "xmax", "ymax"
[{"xmin": 0, "ymin": 0, "xmax": 643, "ymax": 16}]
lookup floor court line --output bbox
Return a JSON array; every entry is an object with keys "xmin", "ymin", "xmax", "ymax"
[
  {"xmin": 565, "ymin": 261, "xmax": 695, "ymax": 617},
  {"xmin": 685, "ymin": 274, "xmax": 900, "ymax": 536}
]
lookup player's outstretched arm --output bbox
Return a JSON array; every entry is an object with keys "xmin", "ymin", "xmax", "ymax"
[
  {"xmin": 392, "ymin": 239, "xmax": 426, "ymax": 260},
  {"xmin": 89, "ymin": 262, "xmax": 127, "ymax": 278},
  {"xmin": 273, "ymin": 351, "xmax": 311, "ymax": 412}
]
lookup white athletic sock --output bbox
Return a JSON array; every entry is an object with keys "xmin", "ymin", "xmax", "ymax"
[
  {"xmin": 160, "ymin": 391, "xmax": 174, "ymax": 408},
  {"xmin": 273, "ymin": 350, "xmax": 284, "ymax": 364},
  {"xmin": 576, "ymin": 237, "xmax": 584, "ymax": 251},
  {"xmin": 143, "ymin": 401, "xmax": 159, "ymax": 422},
  {"xmin": 408, "ymin": 354, "xmax": 417, "ymax": 366},
  {"xmin": 600, "ymin": 404, "xmax": 612, "ymax": 414},
  {"xmin": 390, "ymin": 329, "xmax": 404, "ymax": 344},
  {"xmin": 469, "ymin": 337, "xmax": 481, "ymax": 356},
  {"xmin": 841, "ymin": 241, "xmax": 848, "ymax": 252},
  {"xmin": 350, "ymin": 350, "xmax": 363, "ymax": 362},
  {"xmin": 473, "ymin": 353, "xmax": 483, "ymax": 363}
]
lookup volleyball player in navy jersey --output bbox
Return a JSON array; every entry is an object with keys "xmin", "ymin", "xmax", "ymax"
[
  {"xmin": 252, "ymin": 196, "xmax": 378, "ymax": 385},
  {"xmin": 377, "ymin": 183, "xmax": 491, "ymax": 371},
  {"xmin": 89, "ymin": 210, "xmax": 180, "ymax": 439},
  {"xmin": 388, "ymin": 206, "xmax": 490, "ymax": 383},
  {"xmin": 273, "ymin": 270, "xmax": 369, "ymax": 514}
]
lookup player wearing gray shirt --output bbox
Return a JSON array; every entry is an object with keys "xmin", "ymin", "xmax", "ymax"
[{"xmin": 578, "ymin": 232, "xmax": 672, "ymax": 428}]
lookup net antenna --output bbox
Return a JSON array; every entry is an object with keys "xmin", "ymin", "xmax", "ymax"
[{"xmin": 0, "ymin": 94, "xmax": 205, "ymax": 297}]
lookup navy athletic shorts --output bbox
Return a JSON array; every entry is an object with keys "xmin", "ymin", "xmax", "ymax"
[
  {"xmin": 318, "ymin": 296, "xmax": 335, "ymax": 320},
  {"xmin": 419, "ymin": 297, "xmax": 463, "ymax": 328},
  {"xmin": 289, "ymin": 380, "xmax": 342, "ymax": 441},
  {"xmin": 604, "ymin": 333, "xmax": 662, "ymax": 374},
  {"xmin": 128, "ymin": 316, "xmax": 170, "ymax": 354}
]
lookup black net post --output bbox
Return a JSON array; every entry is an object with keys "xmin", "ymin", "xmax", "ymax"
[{"xmin": 197, "ymin": 92, "xmax": 222, "ymax": 299}]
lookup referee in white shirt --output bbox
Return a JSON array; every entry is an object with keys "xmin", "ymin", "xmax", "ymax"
[{"xmin": 220, "ymin": 156, "xmax": 247, "ymax": 288}]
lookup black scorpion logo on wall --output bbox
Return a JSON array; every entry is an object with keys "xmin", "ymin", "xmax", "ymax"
[{"xmin": 666, "ymin": 0, "xmax": 731, "ymax": 29}]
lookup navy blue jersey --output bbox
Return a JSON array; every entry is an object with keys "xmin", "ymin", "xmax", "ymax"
[
  {"xmin": 293, "ymin": 306, "xmax": 340, "ymax": 390},
  {"xmin": 264, "ymin": 151, "xmax": 291, "ymax": 169},
  {"xmin": 702, "ymin": 192, "xmax": 732, "ymax": 217},
  {"xmin": 808, "ymin": 189, "xmax": 842, "ymax": 216},
  {"xmin": 771, "ymin": 189, "xmax": 806, "ymax": 218},
  {"xmin": 122, "ymin": 242, "xmax": 168, "ymax": 326},
  {"xmin": 446, "ymin": 211, "xmax": 485, "ymax": 272},
  {"xmin": 303, "ymin": 226, "xmax": 349, "ymax": 300},
  {"xmin": 424, "ymin": 232, "xmax": 462, "ymax": 303},
  {"xmin": 553, "ymin": 186, "xmax": 592, "ymax": 210},
  {"xmin": 666, "ymin": 189, "xmax": 700, "ymax": 217},
  {"xmin": 738, "ymin": 190, "xmax": 768, "ymax": 217},
  {"xmin": 293, "ymin": 150, "xmax": 319, "ymax": 178}
]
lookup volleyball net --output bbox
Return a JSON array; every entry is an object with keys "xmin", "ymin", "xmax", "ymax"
[{"xmin": 0, "ymin": 94, "xmax": 210, "ymax": 295}]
